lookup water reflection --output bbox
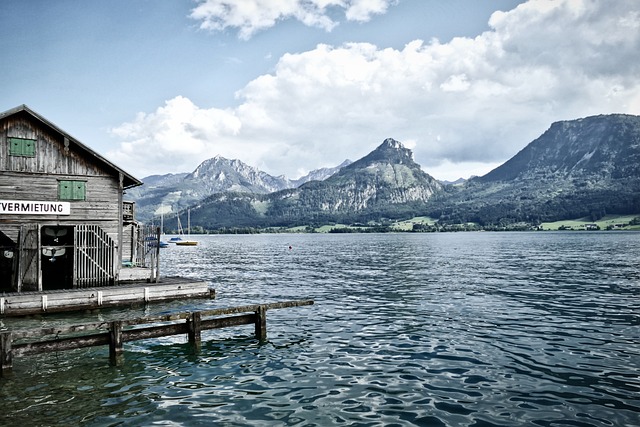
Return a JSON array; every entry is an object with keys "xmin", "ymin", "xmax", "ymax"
[{"xmin": 1, "ymin": 232, "xmax": 639, "ymax": 426}]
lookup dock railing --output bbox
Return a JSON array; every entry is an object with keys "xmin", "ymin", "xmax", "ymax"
[{"xmin": 0, "ymin": 299, "xmax": 314, "ymax": 374}]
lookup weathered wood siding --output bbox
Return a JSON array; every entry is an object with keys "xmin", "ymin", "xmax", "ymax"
[
  {"xmin": 0, "ymin": 112, "xmax": 122, "ymax": 244},
  {"xmin": 1, "ymin": 113, "xmax": 105, "ymax": 176}
]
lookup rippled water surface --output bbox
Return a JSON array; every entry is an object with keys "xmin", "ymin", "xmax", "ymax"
[{"xmin": 1, "ymin": 232, "xmax": 639, "ymax": 426}]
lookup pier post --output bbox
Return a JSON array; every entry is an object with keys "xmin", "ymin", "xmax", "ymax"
[
  {"xmin": 109, "ymin": 321, "xmax": 124, "ymax": 366},
  {"xmin": 154, "ymin": 226, "xmax": 161, "ymax": 283},
  {"xmin": 0, "ymin": 332, "xmax": 12, "ymax": 375},
  {"xmin": 187, "ymin": 312, "xmax": 202, "ymax": 353},
  {"xmin": 255, "ymin": 305, "xmax": 267, "ymax": 342}
]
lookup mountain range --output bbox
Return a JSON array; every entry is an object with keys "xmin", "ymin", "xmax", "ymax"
[
  {"xmin": 126, "ymin": 156, "xmax": 352, "ymax": 221},
  {"xmin": 127, "ymin": 113, "xmax": 640, "ymax": 230},
  {"xmin": 432, "ymin": 114, "xmax": 640, "ymax": 225}
]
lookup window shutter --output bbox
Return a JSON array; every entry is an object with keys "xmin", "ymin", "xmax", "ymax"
[
  {"xmin": 23, "ymin": 139, "xmax": 35, "ymax": 156},
  {"xmin": 73, "ymin": 181, "xmax": 86, "ymax": 199},
  {"xmin": 8, "ymin": 137, "xmax": 36, "ymax": 156},
  {"xmin": 9, "ymin": 138, "xmax": 22, "ymax": 155},
  {"xmin": 59, "ymin": 181, "xmax": 72, "ymax": 200},
  {"xmin": 59, "ymin": 180, "xmax": 86, "ymax": 200}
]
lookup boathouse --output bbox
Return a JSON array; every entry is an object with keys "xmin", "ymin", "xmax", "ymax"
[{"xmin": 0, "ymin": 105, "xmax": 149, "ymax": 293}]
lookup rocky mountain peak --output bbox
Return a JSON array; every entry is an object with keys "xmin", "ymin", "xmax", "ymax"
[
  {"xmin": 128, "ymin": 154, "xmax": 353, "ymax": 222},
  {"xmin": 477, "ymin": 113, "xmax": 640, "ymax": 183},
  {"xmin": 349, "ymin": 138, "xmax": 415, "ymax": 169},
  {"xmin": 382, "ymin": 138, "xmax": 404, "ymax": 149},
  {"xmin": 321, "ymin": 138, "xmax": 443, "ymax": 211},
  {"xmin": 292, "ymin": 159, "xmax": 353, "ymax": 186},
  {"xmin": 190, "ymin": 156, "xmax": 243, "ymax": 179},
  {"xmin": 377, "ymin": 138, "xmax": 411, "ymax": 157}
]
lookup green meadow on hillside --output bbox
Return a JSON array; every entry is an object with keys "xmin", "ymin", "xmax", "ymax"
[
  {"xmin": 278, "ymin": 215, "xmax": 640, "ymax": 233},
  {"xmin": 541, "ymin": 215, "xmax": 640, "ymax": 231}
]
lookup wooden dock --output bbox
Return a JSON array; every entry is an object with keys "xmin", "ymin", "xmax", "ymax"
[
  {"xmin": 0, "ymin": 299, "xmax": 314, "ymax": 374},
  {"xmin": 0, "ymin": 276, "xmax": 212, "ymax": 316}
]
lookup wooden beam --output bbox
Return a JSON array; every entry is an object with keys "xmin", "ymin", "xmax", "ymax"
[
  {"xmin": 1, "ymin": 299, "xmax": 314, "ymax": 372},
  {"xmin": 200, "ymin": 313, "xmax": 255, "ymax": 330},
  {"xmin": 9, "ymin": 299, "xmax": 313, "ymax": 339},
  {"xmin": 122, "ymin": 323, "xmax": 186, "ymax": 342},
  {"xmin": 12, "ymin": 333, "xmax": 109, "ymax": 357}
]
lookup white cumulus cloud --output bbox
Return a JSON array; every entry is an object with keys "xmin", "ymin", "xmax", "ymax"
[
  {"xmin": 189, "ymin": 0, "xmax": 395, "ymax": 39},
  {"xmin": 109, "ymin": 97, "xmax": 243, "ymax": 174},
  {"xmin": 111, "ymin": 0, "xmax": 640, "ymax": 181}
]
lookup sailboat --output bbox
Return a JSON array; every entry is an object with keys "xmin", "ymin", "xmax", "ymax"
[{"xmin": 175, "ymin": 208, "xmax": 198, "ymax": 246}]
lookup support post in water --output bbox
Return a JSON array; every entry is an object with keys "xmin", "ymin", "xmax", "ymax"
[
  {"xmin": 0, "ymin": 332, "xmax": 12, "ymax": 375},
  {"xmin": 255, "ymin": 305, "xmax": 267, "ymax": 342},
  {"xmin": 187, "ymin": 311, "xmax": 202, "ymax": 353},
  {"xmin": 154, "ymin": 226, "xmax": 161, "ymax": 283},
  {"xmin": 109, "ymin": 321, "xmax": 124, "ymax": 366}
]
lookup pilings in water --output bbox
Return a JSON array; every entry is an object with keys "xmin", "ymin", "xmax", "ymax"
[{"xmin": 0, "ymin": 299, "xmax": 314, "ymax": 374}]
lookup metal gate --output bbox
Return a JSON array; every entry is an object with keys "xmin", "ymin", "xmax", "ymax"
[
  {"xmin": 133, "ymin": 225, "xmax": 159, "ymax": 269},
  {"xmin": 75, "ymin": 225, "xmax": 116, "ymax": 288}
]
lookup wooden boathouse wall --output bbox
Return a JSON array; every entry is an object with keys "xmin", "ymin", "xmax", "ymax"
[{"xmin": 0, "ymin": 105, "xmax": 143, "ymax": 293}]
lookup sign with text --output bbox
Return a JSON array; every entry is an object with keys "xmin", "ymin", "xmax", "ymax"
[{"xmin": 0, "ymin": 200, "xmax": 71, "ymax": 215}]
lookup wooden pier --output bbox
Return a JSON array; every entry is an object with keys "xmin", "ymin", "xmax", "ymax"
[
  {"xmin": 0, "ymin": 276, "xmax": 212, "ymax": 316},
  {"xmin": 0, "ymin": 299, "xmax": 314, "ymax": 374}
]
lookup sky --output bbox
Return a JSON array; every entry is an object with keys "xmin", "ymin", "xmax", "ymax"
[{"xmin": 1, "ymin": 0, "xmax": 639, "ymax": 182}]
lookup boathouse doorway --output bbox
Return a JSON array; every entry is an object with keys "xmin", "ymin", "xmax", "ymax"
[
  {"xmin": 41, "ymin": 226, "xmax": 74, "ymax": 290},
  {"xmin": 14, "ymin": 224, "xmax": 117, "ymax": 292},
  {"xmin": 0, "ymin": 231, "xmax": 17, "ymax": 292}
]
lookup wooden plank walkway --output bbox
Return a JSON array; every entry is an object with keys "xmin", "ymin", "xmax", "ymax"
[
  {"xmin": 0, "ymin": 276, "xmax": 212, "ymax": 316},
  {"xmin": 0, "ymin": 299, "xmax": 314, "ymax": 374}
]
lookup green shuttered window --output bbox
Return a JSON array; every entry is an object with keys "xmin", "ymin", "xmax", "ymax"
[
  {"xmin": 8, "ymin": 137, "xmax": 36, "ymax": 157},
  {"xmin": 58, "ymin": 180, "xmax": 86, "ymax": 201}
]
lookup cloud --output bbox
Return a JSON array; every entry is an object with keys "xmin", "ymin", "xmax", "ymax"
[
  {"xmin": 189, "ymin": 0, "xmax": 395, "ymax": 39},
  {"xmin": 111, "ymin": 0, "xmax": 640, "ymax": 181},
  {"xmin": 344, "ymin": 0, "xmax": 393, "ymax": 21},
  {"xmin": 109, "ymin": 97, "xmax": 243, "ymax": 175}
]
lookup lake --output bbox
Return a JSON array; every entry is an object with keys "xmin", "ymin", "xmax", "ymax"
[{"xmin": 1, "ymin": 232, "xmax": 639, "ymax": 426}]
